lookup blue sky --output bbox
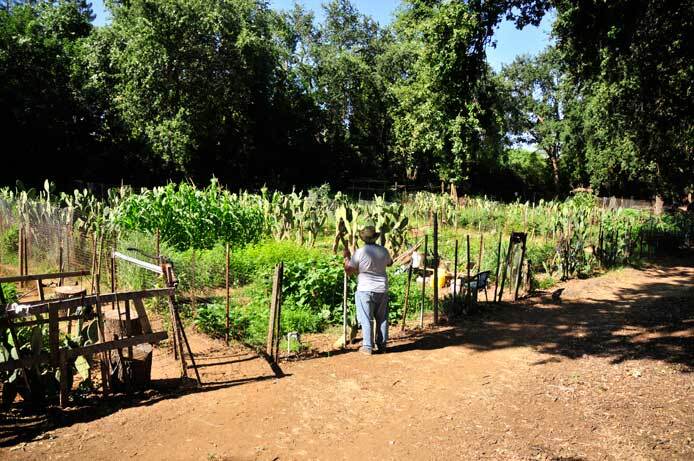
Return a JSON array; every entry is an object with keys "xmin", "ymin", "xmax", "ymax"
[{"xmin": 90, "ymin": 0, "xmax": 554, "ymax": 70}]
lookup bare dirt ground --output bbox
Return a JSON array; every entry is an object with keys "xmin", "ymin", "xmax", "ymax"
[{"xmin": 2, "ymin": 256, "xmax": 693, "ymax": 460}]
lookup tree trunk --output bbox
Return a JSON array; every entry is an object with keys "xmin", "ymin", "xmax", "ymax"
[{"xmin": 549, "ymin": 149, "xmax": 560, "ymax": 194}]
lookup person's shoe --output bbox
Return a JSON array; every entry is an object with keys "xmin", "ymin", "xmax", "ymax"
[
  {"xmin": 358, "ymin": 346, "xmax": 373, "ymax": 355},
  {"xmin": 374, "ymin": 344, "xmax": 387, "ymax": 354}
]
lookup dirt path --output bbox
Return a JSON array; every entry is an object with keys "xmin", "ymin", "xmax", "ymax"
[{"xmin": 3, "ymin": 257, "xmax": 693, "ymax": 460}]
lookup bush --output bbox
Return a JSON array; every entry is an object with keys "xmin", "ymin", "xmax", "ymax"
[
  {"xmin": 1, "ymin": 226, "xmax": 19, "ymax": 255},
  {"xmin": 281, "ymin": 306, "xmax": 325, "ymax": 334},
  {"xmin": 1, "ymin": 283, "xmax": 18, "ymax": 304},
  {"xmin": 194, "ymin": 297, "xmax": 269, "ymax": 346}
]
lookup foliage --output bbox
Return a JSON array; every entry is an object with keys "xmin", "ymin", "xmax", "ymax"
[
  {"xmin": 553, "ymin": 0, "xmax": 694, "ymax": 199},
  {"xmin": 0, "ymin": 314, "xmax": 98, "ymax": 407},
  {"xmin": 117, "ymin": 179, "xmax": 265, "ymax": 251},
  {"xmin": 499, "ymin": 47, "xmax": 566, "ymax": 192},
  {"xmin": 1, "ymin": 282, "xmax": 18, "ymax": 304},
  {"xmin": 1, "ymin": 225, "xmax": 19, "ymax": 254}
]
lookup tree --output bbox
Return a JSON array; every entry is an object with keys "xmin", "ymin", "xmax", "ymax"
[
  {"xmin": 0, "ymin": 1, "xmax": 96, "ymax": 187},
  {"xmin": 389, "ymin": 0, "xmax": 548, "ymax": 187},
  {"xmin": 500, "ymin": 47, "xmax": 565, "ymax": 193},
  {"xmin": 291, "ymin": 0, "xmax": 394, "ymax": 182},
  {"xmin": 553, "ymin": 0, "xmax": 694, "ymax": 200},
  {"xmin": 100, "ymin": 0, "xmax": 273, "ymax": 176}
]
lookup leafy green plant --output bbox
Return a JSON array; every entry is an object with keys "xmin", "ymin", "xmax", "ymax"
[{"xmin": 1, "ymin": 226, "xmax": 19, "ymax": 254}]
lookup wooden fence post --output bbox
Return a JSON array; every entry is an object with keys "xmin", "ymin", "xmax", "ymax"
[
  {"xmin": 494, "ymin": 232, "xmax": 502, "ymax": 302},
  {"xmin": 266, "ymin": 263, "xmax": 284, "ymax": 361}
]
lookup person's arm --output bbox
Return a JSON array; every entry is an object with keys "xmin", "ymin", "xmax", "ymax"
[
  {"xmin": 386, "ymin": 249, "xmax": 394, "ymax": 267},
  {"xmin": 343, "ymin": 248, "xmax": 359, "ymax": 275}
]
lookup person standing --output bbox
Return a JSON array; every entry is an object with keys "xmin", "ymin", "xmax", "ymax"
[{"xmin": 343, "ymin": 226, "xmax": 393, "ymax": 355}]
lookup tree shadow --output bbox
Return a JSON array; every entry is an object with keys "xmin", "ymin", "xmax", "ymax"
[
  {"xmin": 385, "ymin": 260, "xmax": 694, "ymax": 371},
  {"xmin": 0, "ymin": 371, "xmax": 289, "ymax": 448}
]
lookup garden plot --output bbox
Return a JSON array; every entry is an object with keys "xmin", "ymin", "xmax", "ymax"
[{"xmin": 2, "ymin": 256, "xmax": 692, "ymax": 460}]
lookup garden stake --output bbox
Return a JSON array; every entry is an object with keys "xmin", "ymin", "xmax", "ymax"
[
  {"xmin": 452, "ymin": 239, "xmax": 459, "ymax": 305},
  {"xmin": 433, "ymin": 212, "xmax": 439, "ymax": 324},
  {"xmin": 494, "ymin": 232, "xmax": 508, "ymax": 302},
  {"xmin": 225, "ymin": 242, "xmax": 230, "ymax": 343},
  {"xmin": 90, "ymin": 234, "xmax": 97, "ymax": 292},
  {"xmin": 466, "ymin": 235, "xmax": 471, "ymax": 308},
  {"xmin": 58, "ymin": 245, "xmax": 64, "ymax": 286},
  {"xmin": 191, "ymin": 249, "xmax": 197, "ymax": 313},
  {"xmin": 477, "ymin": 234, "xmax": 484, "ymax": 273},
  {"xmin": 18, "ymin": 226, "xmax": 23, "ymax": 286},
  {"xmin": 155, "ymin": 229, "xmax": 160, "ymax": 259},
  {"xmin": 400, "ymin": 263, "xmax": 413, "ymax": 331},
  {"xmin": 24, "ymin": 227, "xmax": 29, "ymax": 287},
  {"xmin": 420, "ymin": 235, "xmax": 427, "ymax": 328}
]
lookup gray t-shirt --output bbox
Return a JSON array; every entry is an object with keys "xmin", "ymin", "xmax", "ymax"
[{"xmin": 349, "ymin": 244, "xmax": 393, "ymax": 293}]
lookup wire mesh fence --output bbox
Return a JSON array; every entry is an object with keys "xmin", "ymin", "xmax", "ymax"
[{"xmin": 0, "ymin": 198, "xmax": 120, "ymax": 296}]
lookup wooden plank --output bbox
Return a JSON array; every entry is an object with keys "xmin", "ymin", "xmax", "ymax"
[
  {"xmin": 1, "ymin": 314, "xmax": 87, "ymax": 328},
  {"xmin": 0, "ymin": 270, "xmax": 90, "ymax": 284},
  {"xmin": 64, "ymin": 331, "xmax": 168, "ymax": 359},
  {"xmin": 273, "ymin": 262, "xmax": 283, "ymax": 360},
  {"xmin": 112, "ymin": 251, "xmax": 163, "ymax": 275},
  {"xmin": 132, "ymin": 297, "xmax": 153, "ymax": 334},
  {"xmin": 266, "ymin": 265, "xmax": 281, "ymax": 359},
  {"xmin": 6, "ymin": 288, "xmax": 175, "ymax": 318},
  {"xmin": 125, "ymin": 300, "xmax": 133, "ymax": 359}
]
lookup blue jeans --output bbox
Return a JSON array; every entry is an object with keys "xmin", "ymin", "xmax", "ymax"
[{"xmin": 355, "ymin": 291, "xmax": 388, "ymax": 351}]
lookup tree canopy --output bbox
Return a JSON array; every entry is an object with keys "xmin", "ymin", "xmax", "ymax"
[{"xmin": 0, "ymin": 0, "xmax": 691, "ymax": 201}]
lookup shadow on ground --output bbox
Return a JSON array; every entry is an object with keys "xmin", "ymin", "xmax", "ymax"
[
  {"xmin": 387, "ymin": 257, "xmax": 693, "ymax": 371},
  {"xmin": 0, "ymin": 365, "xmax": 288, "ymax": 448}
]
